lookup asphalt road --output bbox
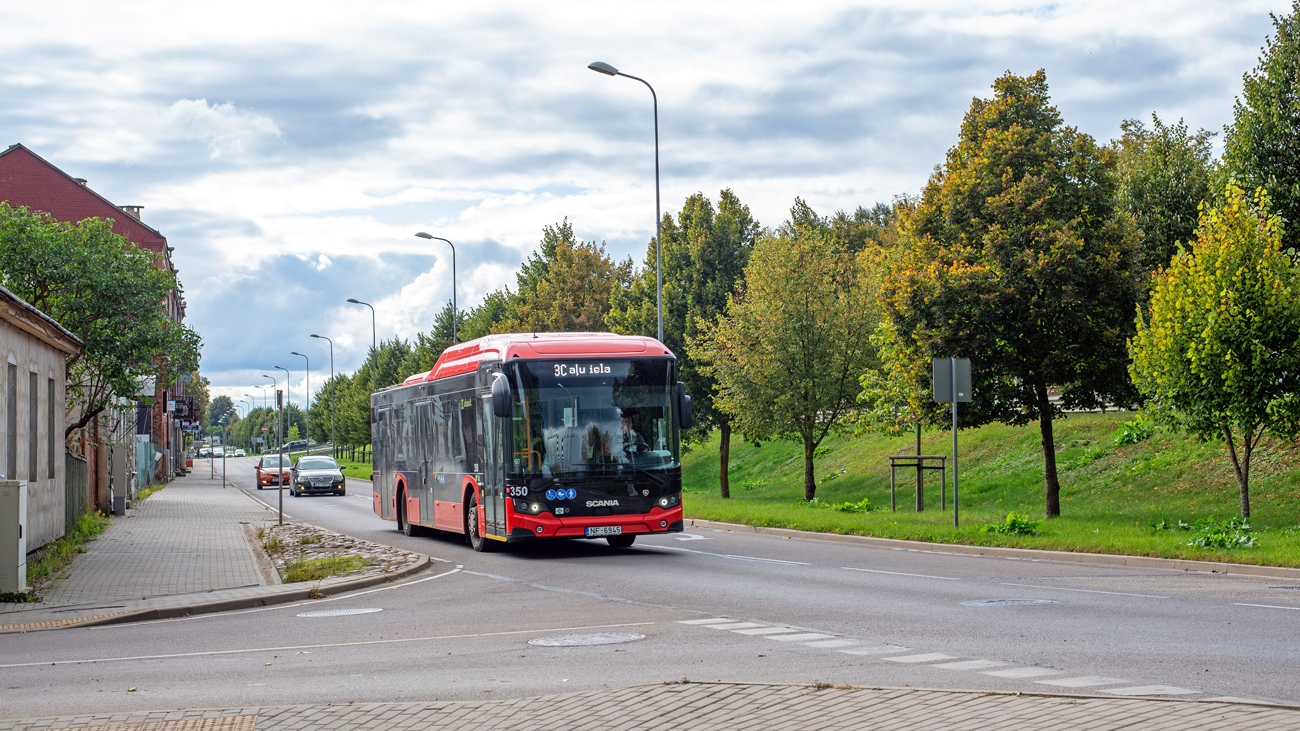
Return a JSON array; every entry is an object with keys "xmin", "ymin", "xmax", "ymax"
[{"xmin": 2, "ymin": 455, "xmax": 1298, "ymax": 717}]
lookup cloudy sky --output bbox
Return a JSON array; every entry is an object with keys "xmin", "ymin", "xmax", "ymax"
[{"xmin": 0, "ymin": 0, "xmax": 1285, "ymax": 412}]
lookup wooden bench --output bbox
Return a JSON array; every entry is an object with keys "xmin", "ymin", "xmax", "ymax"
[{"xmin": 887, "ymin": 455, "xmax": 947, "ymax": 512}]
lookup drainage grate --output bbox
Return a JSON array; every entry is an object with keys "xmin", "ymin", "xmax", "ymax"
[
  {"xmin": 528, "ymin": 632, "xmax": 646, "ymax": 647},
  {"xmin": 297, "ymin": 607, "xmax": 384, "ymax": 617},
  {"xmin": 961, "ymin": 599, "xmax": 1062, "ymax": 607}
]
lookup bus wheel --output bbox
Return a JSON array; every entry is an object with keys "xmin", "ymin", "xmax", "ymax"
[
  {"xmin": 397, "ymin": 491, "xmax": 409, "ymax": 534},
  {"xmin": 466, "ymin": 493, "xmax": 493, "ymax": 552},
  {"xmin": 607, "ymin": 534, "xmax": 636, "ymax": 548}
]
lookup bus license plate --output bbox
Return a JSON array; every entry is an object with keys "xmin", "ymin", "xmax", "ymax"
[{"xmin": 585, "ymin": 526, "xmax": 622, "ymax": 537}]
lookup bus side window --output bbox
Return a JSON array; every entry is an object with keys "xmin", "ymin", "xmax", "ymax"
[{"xmin": 460, "ymin": 397, "xmax": 477, "ymax": 468}]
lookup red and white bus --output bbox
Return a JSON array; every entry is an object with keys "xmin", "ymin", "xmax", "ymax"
[{"xmin": 370, "ymin": 332, "xmax": 691, "ymax": 551}]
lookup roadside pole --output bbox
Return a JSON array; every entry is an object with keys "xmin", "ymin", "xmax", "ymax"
[
  {"xmin": 932, "ymin": 357, "xmax": 971, "ymax": 528},
  {"xmin": 951, "ymin": 357, "xmax": 958, "ymax": 528},
  {"xmin": 277, "ymin": 389, "xmax": 284, "ymax": 526}
]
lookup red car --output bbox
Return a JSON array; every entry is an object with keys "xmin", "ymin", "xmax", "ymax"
[{"xmin": 255, "ymin": 454, "xmax": 292, "ymax": 489}]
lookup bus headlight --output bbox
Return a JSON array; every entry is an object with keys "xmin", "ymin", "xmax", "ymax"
[
  {"xmin": 658, "ymin": 494, "xmax": 680, "ymax": 508},
  {"xmin": 513, "ymin": 499, "xmax": 548, "ymax": 514}
]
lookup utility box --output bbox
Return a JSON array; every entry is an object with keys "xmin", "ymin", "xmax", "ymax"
[{"xmin": 0, "ymin": 480, "xmax": 29, "ymax": 593}]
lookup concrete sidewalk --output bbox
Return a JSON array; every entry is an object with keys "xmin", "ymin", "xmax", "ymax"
[
  {"xmin": 0, "ymin": 470, "xmax": 426, "ymax": 632},
  {"xmin": 0, "ymin": 683, "xmax": 1295, "ymax": 731}
]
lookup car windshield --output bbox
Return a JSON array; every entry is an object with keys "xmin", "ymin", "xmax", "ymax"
[
  {"xmin": 509, "ymin": 358, "xmax": 679, "ymax": 478},
  {"xmin": 297, "ymin": 457, "xmax": 339, "ymax": 470},
  {"xmin": 262, "ymin": 456, "xmax": 290, "ymax": 467}
]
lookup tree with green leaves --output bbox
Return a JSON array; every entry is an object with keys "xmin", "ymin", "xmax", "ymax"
[
  {"xmin": 0, "ymin": 204, "xmax": 202, "ymax": 439},
  {"xmin": 1223, "ymin": 0, "xmax": 1300, "ymax": 251},
  {"xmin": 692, "ymin": 221, "xmax": 879, "ymax": 501},
  {"xmin": 609, "ymin": 189, "xmax": 759, "ymax": 497},
  {"xmin": 501, "ymin": 224, "xmax": 632, "ymax": 333},
  {"xmin": 1129, "ymin": 184, "xmax": 1300, "ymax": 518},
  {"xmin": 185, "ymin": 371, "xmax": 211, "ymax": 427},
  {"xmin": 884, "ymin": 71, "xmax": 1142, "ymax": 518},
  {"xmin": 1115, "ymin": 114, "xmax": 1217, "ymax": 272},
  {"xmin": 209, "ymin": 395, "xmax": 235, "ymax": 428}
]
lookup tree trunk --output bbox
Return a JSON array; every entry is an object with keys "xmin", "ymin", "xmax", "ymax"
[
  {"xmin": 1035, "ymin": 381, "xmax": 1061, "ymax": 518},
  {"xmin": 718, "ymin": 417, "xmax": 731, "ymax": 499},
  {"xmin": 1222, "ymin": 423, "xmax": 1252, "ymax": 518},
  {"xmin": 803, "ymin": 438, "xmax": 817, "ymax": 502}
]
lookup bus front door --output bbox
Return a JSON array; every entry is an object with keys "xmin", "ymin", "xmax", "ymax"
[{"xmin": 481, "ymin": 396, "xmax": 506, "ymax": 538}]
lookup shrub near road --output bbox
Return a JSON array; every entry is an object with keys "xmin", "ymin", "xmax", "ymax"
[{"xmin": 679, "ymin": 412, "xmax": 1300, "ymax": 567}]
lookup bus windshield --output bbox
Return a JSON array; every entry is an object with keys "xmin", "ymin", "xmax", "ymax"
[{"xmin": 509, "ymin": 358, "xmax": 679, "ymax": 477}]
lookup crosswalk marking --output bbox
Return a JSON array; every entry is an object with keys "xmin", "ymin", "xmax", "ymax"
[
  {"xmin": 982, "ymin": 667, "xmax": 1062, "ymax": 679},
  {"xmin": 1104, "ymin": 685, "xmax": 1198, "ymax": 696},
  {"xmin": 732, "ymin": 627, "xmax": 802, "ymax": 635},
  {"xmin": 886, "ymin": 653, "xmax": 959, "ymax": 664},
  {"xmin": 1034, "ymin": 675, "xmax": 1127, "ymax": 688},
  {"xmin": 704, "ymin": 622, "xmax": 765, "ymax": 630},
  {"xmin": 767, "ymin": 632, "xmax": 836, "ymax": 642},
  {"xmin": 800, "ymin": 639, "xmax": 863, "ymax": 648},
  {"xmin": 679, "ymin": 618, "xmax": 734, "ymax": 625},
  {"xmin": 936, "ymin": 659, "xmax": 1008, "ymax": 670},
  {"xmin": 839, "ymin": 645, "xmax": 911, "ymax": 656}
]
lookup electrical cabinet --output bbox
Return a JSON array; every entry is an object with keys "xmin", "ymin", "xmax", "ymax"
[{"xmin": 0, "ymin": 480, "xmax": 28, "ymax": 593}]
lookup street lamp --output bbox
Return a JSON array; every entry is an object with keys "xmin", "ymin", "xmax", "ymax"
[
  {"xmin": 414, "ymin": 232, "xmax": 457, "ymax": 343},
  {"xmin": 347, "ymin": 298, "xmax": 377, "ymax": 393},
  {"xmin": 262, "ymin": 374, "xmax": 277, "ymax": 453},
  {"xmin": 588, "ymin": 60, "xmax": 663, "ymax": 343},
  {"xmin": 311, "ymin": 334, "xmax": 335, "ymax": 457},
  {"xmin": 290, "ymin": 351, "xmax": 309, "ymax": 449},
  {"xmin": 274, "ymin": 365, "xmax": 291, "ymax": 447}
]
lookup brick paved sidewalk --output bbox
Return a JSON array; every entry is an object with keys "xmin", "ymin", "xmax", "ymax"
[{"xmin": 0, "ymin": 683, "xmax": 1296, "ymax": 731}]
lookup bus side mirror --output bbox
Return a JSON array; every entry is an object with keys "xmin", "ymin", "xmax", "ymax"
[
  {"xmin": 491, "ymin": 375, "xmax": 512, "ymax": 419},
  {"xmin": 677, "ymin": 383, "xmax": 693, "ymax": 430}
]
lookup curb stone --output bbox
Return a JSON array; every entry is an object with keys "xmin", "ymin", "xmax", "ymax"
[{"xmin": 685, "ymin": 518, "xmax": 1300, "ymax": 579}]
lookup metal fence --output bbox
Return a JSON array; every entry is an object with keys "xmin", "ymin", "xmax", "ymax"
[{"xmin": 65, "ymin": 450, "xmax": 89, "ymax": 534}]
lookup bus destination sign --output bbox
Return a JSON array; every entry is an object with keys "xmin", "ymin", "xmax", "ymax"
[{"xmin": 553, "ymin": 363, "xmax": 612, "ymax": 377}]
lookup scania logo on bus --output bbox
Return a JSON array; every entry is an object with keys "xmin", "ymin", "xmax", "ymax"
[{"xmin": 586, "ymin": 499, "xmax": 620, "ymax": 508}]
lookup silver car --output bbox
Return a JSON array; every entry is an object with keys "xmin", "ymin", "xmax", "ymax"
[{"xmin": 290, "ymin": 456, "xmax": 346, "ymax": 497}]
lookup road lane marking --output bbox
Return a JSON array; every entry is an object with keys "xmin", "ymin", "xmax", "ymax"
[
  {"xmin": 0, "ymin": 621, "xmax": 657, "ymax": 669},
  {"xmin": 242, "ymin": 491, "xmax": 293, "ymax": 519},
  {"xmin": 651, "ymin": 545, "xmax": 809, "ymax": 565},
  {"xmin": 705, "ymin": 622, "xmax": 765, "ymax": 630},
  {"xmin": 886, "ymin": 653, "xmax": 959, "ymax": 663},
  {"xmin": 672, "ymin": 533, "xmax": 710, "ymax": 541},
  {"xmin": 936, "ymin": 659, "xmax": 1008, "ymax": 670},
  {"xmin": 842, "ymin": 567, "xmax": 959, "ymax": 581},
  {"xmin": 1034, "ymin": 676, "xmax": 1128, "ymax": 688},
  {"xmin": 766, "ymin": 632, "xmax": 835, "ymax": 642},
  {"xmin": 732, "ymin": 627, "xmax": 801, "ymax": 635},
  {"xmin": 678, "ymin": 618, "xmax": 734, "ymax": 625},
  {"xmin": 800, "ymin": 639, "xmax": 863, "ymax": 648},
  {"xmin": 1105, "ymin": 685, "xmax": 1199, "ymax": 696},
  {"xmin": 1235, "ymin": 602, "xmax": 1300, "ymax": 611},
  {"xmin": 839, "ymin": 645, "xmax": 911, "ymax": 655},
  {"xmin": 999, "ymin": 582, "xmax": 1169, "ymax": 599},
  {"xmin": 982, "ymin": 667, "xmax": 1062, "ymax": 678}
]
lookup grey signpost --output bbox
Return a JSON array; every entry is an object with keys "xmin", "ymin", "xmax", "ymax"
[
  {"xmin": 276, "ymin": 389, "xmax": 284, "ymax": 526},
  {"xmin": 932, "ymin": 357, "xmax": 971, "ymax": 528}
]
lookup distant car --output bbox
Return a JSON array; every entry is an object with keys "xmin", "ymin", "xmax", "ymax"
[
  {"xmin": 234, "ymin": 449, "xmax": 246, "ymax": 457},
  {"xmin": 198, "ymin": 447, "xmax": 212, "ymax": 458},
  {"xmin": 290, "ymin": 456, "xmax": 346, "ymax": 497},
  {"xmin": 284, "ymin": 439, "xmax": 309, "ymax": 453},
  {"xmin": 212, "ymin": 447, "xmax": 225, "ymax": 458},
  {"xmin": 255, "ymin": 454, "xmax": 293, "ymax": 489}
]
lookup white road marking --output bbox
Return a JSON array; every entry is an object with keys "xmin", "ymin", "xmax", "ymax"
[
  {"xmin": 842, "ymin": 567, "xmax": 959, "ymax": 581},
  {"xmin": 1035, "ymin": 676, "xmax": 1128, "ymax": 688},
  {"xmin": 241, "ymin": 491, "xmax": 293, "ymax": 519},
  {"xmin": 936, "ymin": 659, "xmax": 1008, "ymax": 670},
  {"xmin": 705, "ymin": 622, "xmax": 765, "ymax": 630},
  {"xmin": 886, "ymin": 653, "xmax": 959, "ymax": 663},
  {"xmin": 679, "ymin": 618, "xmax": 734, "ymax": 625},
  {"xmin": 1104, "ymin": 685, "xmax": 1199, "ymax": 696},
  {"xmin": 800, "ymin": 639, "xmax": 863, "ymax": 649},
  {"xmin": 840, "ymin": 645, "xmax": 911, "ymax": 656},
  {"xmin": 1235, "ymin": 602, "xmax": 1300, "ymax": 611},
  {"xmin": 982, "ymin": 667, "xmax": 1062, "ymax": 678},
  {"xmin": 999, "ymin": 582, "xmax": 1169, "ymax": 599},
  {"xmin": 0, "ymin": 621, "xmax": 657, "ymax": 669},
  {"xmin": 732, "ymin": 627, "xmax": 801, "ymax": 635},
  {"xmin": 767, "ymin": 632, "xmax": 836, "ymax": 642},
  {"xmin": 672, "ymin": 533, "xmax": 710, "ymax": 541},
  {"xmin": 653, "ymin": 545, "xmax": 809, "ymax": 565}
]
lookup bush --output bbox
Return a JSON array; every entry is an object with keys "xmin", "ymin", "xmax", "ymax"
[
  {"xmin": 819, "ymin": 468, "xmax": 847, "ymax": 484},
  {"xmin": 980, "ymin": 512, "xmax": 1040, "ymax": 536},
  {"xmin": 1113, "ymin": 414, "xmax": 1157, "ymax": 445},
  {"xmin": 1151, "ymin": 516, "xmax": 1259, "ymax": 549},
  {"xmin": 808, "ymin": 497, "xmax": 877, "ymax": 513},
  {"xmin": 739, "ymin": 479, "xmax": 767, "ymax": 491}
]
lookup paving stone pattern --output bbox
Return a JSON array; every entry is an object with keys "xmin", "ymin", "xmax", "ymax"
[
  {"xmin": 33, "ymin": 474, "xmax": 272, "ymax": 607},
  {"xmin": 1, "ymin": 684, "xmax": 1296, "ymax": 731}
]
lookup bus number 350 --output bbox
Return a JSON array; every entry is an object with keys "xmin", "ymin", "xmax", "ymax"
[{"xmin": 505, "ymin": 486, "xmax": 529, "ymax": 498}]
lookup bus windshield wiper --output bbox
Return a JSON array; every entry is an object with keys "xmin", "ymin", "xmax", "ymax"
[{"xmin": 620, "ymin": 462, "xmax": 666, "ymax": 486}]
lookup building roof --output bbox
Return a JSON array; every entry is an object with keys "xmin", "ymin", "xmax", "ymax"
[
  {"xmin": 0, "ymin": 283, "xmax": 84, "ymax": 357},
  {"xmin": 0, "ymin": 144, "xmax": 169, "ymax": 258}
]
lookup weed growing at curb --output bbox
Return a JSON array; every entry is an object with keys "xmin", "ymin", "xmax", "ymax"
[{"xmin": 27, "ymin": 510, "xmax": 110, "ymax": 587}]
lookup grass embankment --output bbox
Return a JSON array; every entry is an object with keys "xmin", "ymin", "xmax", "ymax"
[
  {"xmin": 331, "ymin": 455, "xmax": 372, "ymax": 480},
  {"xmin": 680, "ymin": 412, "xmax": 1300, "ymax": 567},
  {"xmin": 0, "ymin": 510, "xmax": 111, "ymax": 602}
]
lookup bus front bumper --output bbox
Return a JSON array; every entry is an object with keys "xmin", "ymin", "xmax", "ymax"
[{"xmin": 507, "ymin": 506, "xmax": 684, "ymax": 541}]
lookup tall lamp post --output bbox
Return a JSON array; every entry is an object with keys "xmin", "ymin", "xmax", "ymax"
[
  {"xmin": 414, "ymin": 232, "xmax": 457, "ymax": 343},
  {"xmin": 274, "ymin": 365, "xmax": 291, "ymax": 447},
  {"xmin": 588, "ymin": 60, "xmax": 663, "ymax": 342},
  {"xmin": 311, "ymin": 334, "xmax": 335, "ymax": 457},
  {"xmin": 347, "ymin": 298, "xmax": 377, "ymax": 393},
  {"xmin": 290, "ymin": 351, "xmax": 309, "ymax": 450},
  {"xmin": 262, "ymin": 375, "xmax": 277, "ymax": 453}
]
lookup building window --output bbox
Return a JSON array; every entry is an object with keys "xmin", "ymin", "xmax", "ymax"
[
  {"xmin": 48, "ymin": 377, "xmax": 55, "ymax": 478},
  {"xmin": 6, "ymin": 363, "xmax": 15, "ymax": 480},
  {"xmin": 29, "ymin": 371, "xmax": 38, "ymax": 482}
]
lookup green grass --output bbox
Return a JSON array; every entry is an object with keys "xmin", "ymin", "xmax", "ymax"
[
  {"xmin": 680, "ymin": 412, "xmax": 1300, "ymax": 567},
  {"xmin": 26, "ymin": 510, "xmax": 111, "ymax": 589},
  {"xmin": 331, "ymin": 455, "xmax": 372, "ymax": 480},
  {"xmin": 135, "ymin": 482, "xmax": 166, "ymax": 501},
  {"xmin": 281, "ymin": 555, "xmax": 371, "ymax": 583}
]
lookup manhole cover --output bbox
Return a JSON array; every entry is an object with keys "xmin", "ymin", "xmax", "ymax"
[
  {"xmin": 961, "ymin": 599, "xmax": 1062, "ymax": 607},
  {"xmin": 297, "ymin": 608, "xmax": 384, "ymax": 617},
  {"xmin": 528, "ymin": 632, "xmax": 646, "ymax": 647}
]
